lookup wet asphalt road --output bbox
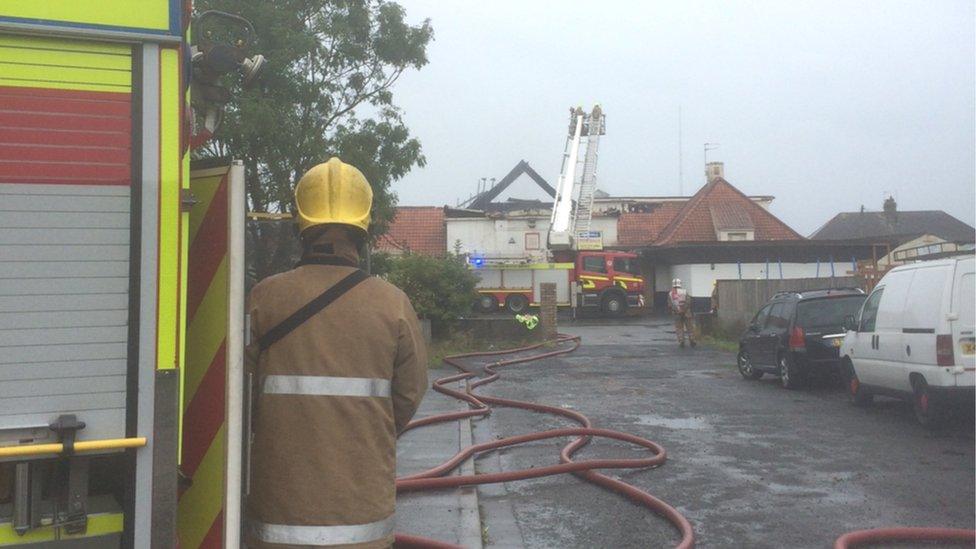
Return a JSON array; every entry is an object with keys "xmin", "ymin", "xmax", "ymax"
[{"xmin": 461, "ymin": 316, "xmax": 975, "ymax": 549}]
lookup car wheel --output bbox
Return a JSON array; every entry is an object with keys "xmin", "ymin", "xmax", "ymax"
[
  {"xmin": 602, "ymin": 293, "xmax": 626, "ymax": 317},
  {"xmin": 476, "ymin": 294, "xmax": 498, "ymax": 314},
  {"xmin": 736, "ymin": 348, "xmax": 763, "ymax": 380},
  {"xmin": 912, "ymin": 377, "xmax": 945, "ymax": 429},
  {"xmin": 844, "ymin": 360, "xmax": 872, "ymax": 407},
  {"xmin": 506, "ymin": 293, "xmax": 529, "ymax": 314},
  {"xmin": 778, "ymin": 354, "xmax": 804, "ymax": 390}
]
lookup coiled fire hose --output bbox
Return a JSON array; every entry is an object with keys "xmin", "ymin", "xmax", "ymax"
[
  {"xmin": 392, "ymin": 335, "xmax": 974, "ymax": 549},
  {"xmin": 393, "ymin": 334, "xmax": 695, "ymax": 549}
]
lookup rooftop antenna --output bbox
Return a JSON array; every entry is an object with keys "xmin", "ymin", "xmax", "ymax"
[{"xmin": 678, "ymin": 106, "xmax": 683, "ymax": 196}]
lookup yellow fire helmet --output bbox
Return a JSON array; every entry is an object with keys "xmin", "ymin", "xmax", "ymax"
[{"xmin": 294, "ymin": 157, "xmax": 373, "ymax": 235}]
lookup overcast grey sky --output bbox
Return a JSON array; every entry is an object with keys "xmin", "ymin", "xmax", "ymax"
[{"xmin": 389, "ymin": 0, "xmax": 975, "ymax": 235}]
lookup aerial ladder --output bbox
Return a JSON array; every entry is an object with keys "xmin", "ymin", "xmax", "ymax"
[{"xmin": 548, "ymin": 105, "xmax": 605, "ymax": 251}]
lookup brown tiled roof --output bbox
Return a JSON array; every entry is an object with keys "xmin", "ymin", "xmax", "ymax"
[
  {"xmin": 617, "ymin": 203, "xmax": 686, "ymax": 246},
  {"xmin": 375, "ymin": 206, "xmax": 446, "ymax": 255},
  {"xmin": 655, "ymin": 178, "xmax": 802, "ymax": 244},
  {"xmin": 709, "ymin": 203, "xmax": 754, "ymax": 230}
]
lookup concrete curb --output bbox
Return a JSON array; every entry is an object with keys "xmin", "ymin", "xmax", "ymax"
[{"xmin": 456, "ymin": 380, "xmax": 483, "ymax": 549}]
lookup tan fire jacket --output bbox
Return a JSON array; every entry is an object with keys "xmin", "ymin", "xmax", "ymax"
[{"xmin": 244, "ymin": 258, "xmax": 428, "ymax": 549}]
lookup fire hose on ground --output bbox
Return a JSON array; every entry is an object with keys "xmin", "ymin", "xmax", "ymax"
[
  {"xmin": 392, "ymin": 334, "xmax": 975, "ymax": 549},
  {"xmin": 393, "ymin": 334, "xmax": 694, "ymax": 549}
]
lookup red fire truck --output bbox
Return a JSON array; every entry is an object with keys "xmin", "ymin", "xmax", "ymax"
[{"xmin": 473, "ymin": 250, "xmax": 644, "ymax": 316}]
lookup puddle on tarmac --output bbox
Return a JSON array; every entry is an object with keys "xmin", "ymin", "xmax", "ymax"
[{"xmin": 633, "ymin": 414, "xmax": 709, "ymax": 430}]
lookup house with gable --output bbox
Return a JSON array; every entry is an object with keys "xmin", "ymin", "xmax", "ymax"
[{"xmin": 631, "ymin": 163, "xmax": 874, "ymax": 309}]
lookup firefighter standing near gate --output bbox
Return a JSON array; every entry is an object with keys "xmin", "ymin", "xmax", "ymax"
[
  {"xmin": 245, "ymin": 158, "xmax": 428, "ymax": 548},
  {"xmin": 668, "ymin": 278, "xmax": 696, "ymax": 348}
]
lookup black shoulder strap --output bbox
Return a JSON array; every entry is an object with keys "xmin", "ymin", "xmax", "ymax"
[{"xmin": 258, "ymin": 269, "xmax": 369, "ymax": 352}]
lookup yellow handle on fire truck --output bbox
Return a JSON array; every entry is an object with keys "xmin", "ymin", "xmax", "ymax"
[{"xmin": 0, "ymin": 437, "xmax": 147, "ymax": 458}]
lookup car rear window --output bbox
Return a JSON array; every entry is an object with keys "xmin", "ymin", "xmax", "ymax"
[{"xmin": 796, "ymin": 295, "xmax": 866, "ymax": 329}]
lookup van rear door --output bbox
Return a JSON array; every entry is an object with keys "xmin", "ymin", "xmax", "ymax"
[{"xmin": 951, "ymin": 259, "xmax": 975, "ymax": 383}]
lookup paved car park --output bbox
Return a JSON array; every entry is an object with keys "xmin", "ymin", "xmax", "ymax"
[{"xmin": 462, "ymin": 316, "xmax": 974, "ymax": 548}]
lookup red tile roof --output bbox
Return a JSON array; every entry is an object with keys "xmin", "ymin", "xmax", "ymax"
[
  {"xmin": 375, "ymin": 206, "xmax": 446, "ymax": 255},
  {"xmin": 617, "ymin": 203, "xmax": 686, "ymax": 246},
  {"xmin": 709, "ymin": 203, "xmax": 754, "ymax": 230},
  {"xmin": 655, "ymin": 178, "xmax": 802, "ymax": 245}
]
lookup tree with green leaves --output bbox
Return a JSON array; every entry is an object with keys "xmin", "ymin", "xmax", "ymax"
[
  {"xmin": 193, "ymin": 0, "xmax": 433, "ymax": 282},
  {"xmin": 385, "ymin": 253, "xmax": 478, "ymax": 329}
]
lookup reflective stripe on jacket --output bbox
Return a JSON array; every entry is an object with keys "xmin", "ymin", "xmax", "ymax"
[{"xmin": 245, "ymin": 263, "xmax": 428, "ymax": 549}]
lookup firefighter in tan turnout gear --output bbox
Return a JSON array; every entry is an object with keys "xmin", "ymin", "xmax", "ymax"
[
  {"xmin": 245, "ymin": 158, "xmax": 428, "ymax": 548},
  {"xmin": 668, "ymin": 278, "xmax": 696, "ymax": 348}
]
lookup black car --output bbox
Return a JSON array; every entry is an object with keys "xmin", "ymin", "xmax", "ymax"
[{"xmin": 737, "ymin": 288, "xmax": 867, "ymax": 389}]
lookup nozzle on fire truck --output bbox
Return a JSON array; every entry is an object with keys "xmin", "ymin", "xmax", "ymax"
[{"xmin": 190, "ymin": 10, "xmax": 267, "ymax": 147}]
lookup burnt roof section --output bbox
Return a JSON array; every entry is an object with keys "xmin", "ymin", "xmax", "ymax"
[
  {"xmin": 468, "ymin": 160, "xmax": 556, "ymax": 211},
  {"xmin": 810, "ymin": 210, "xmax": 976, "ymax": 243}
]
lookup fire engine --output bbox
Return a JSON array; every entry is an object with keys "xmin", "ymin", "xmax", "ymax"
[
  {"xmin": 0, "ymin": 3, "xmax": 257, "ymax": 547},
  {"xmin": 472, "ymin": 106, "xmax": 646, "ymax": 316}
]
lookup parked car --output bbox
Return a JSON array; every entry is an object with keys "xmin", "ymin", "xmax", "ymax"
[
  {"xmin": 737, "ymin": 288, "xmax": 867, "ymax": 389},
  {"xmin": 841, "ymin": 256, "xmax": 975, "ymax": 427}
]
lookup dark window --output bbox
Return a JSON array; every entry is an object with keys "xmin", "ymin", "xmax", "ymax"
[
  {"xmin": 582, "ymin": 256, "xmax": 606, "ymax": 273},
  {"xmin": 613, "ymin": 257, "xmax": 636, "ymax": 275},
  {"xmin": 765, "ymin": 302, "xmax": 790, "ymax": 330},
  {"xmin": 859, "ymin": 288, "xmax": 884, "ymax": 332},
  {"xmin": 796, "ymin": 296, "xmax": 867, "ymax": 329},
  {"xmin": 752, "ymin": 305, "xmax": 772, "ymax": 327}
]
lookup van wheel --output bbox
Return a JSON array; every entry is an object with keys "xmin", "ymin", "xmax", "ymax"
[
  {"xmin": 844, "ymin": 360, "xmax": 872, "ymax": 407},
  {"xmin": 506, "ymin": 294, "xmax": 529, "ymax": 314},
  {"xmin": 912, "ymin": 377, "xmax": 945, "ymax": 429},
  {"xmin": 602, "ymin": 293, "xmax": 626, "ymax": 317},
  {"xmin": 736, "ymin": 348, "xmax": 763, "ymax": 380},
  {"xmin": 778, "ymin": 354, "xmax": 804, "ymax": 390}
]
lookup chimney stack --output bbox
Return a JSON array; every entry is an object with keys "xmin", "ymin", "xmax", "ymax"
[
  {"xmin": 883, "ymin": 195, "xmax": 897, "ymax": 224},
  {"xmin": 705, "ymin": 161, "xmax": 724, "ymax": 182}
]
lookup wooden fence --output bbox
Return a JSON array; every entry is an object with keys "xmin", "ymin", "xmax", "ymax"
[{"xmin": 714, "ymin": 276, "xmax": 863, "ymax": 333}]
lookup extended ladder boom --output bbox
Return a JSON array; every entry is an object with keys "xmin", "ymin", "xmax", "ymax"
[
  {"xmin": 549, "ymin": 108, "xmax": 585, "ymax": 249},
  {"xmin": 548, "ymin": 105, "xmax": 605, "ymax": 251}
]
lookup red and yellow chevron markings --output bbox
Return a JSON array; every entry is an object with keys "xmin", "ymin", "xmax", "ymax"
[{"xmin": 178, "ymin": 168, "xmax": 230, "ymax": 549}]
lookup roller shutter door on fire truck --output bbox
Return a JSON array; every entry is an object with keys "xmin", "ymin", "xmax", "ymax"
[{"xmin": 0, "ymin": 36, "xmax": 132, "ymax": 444}]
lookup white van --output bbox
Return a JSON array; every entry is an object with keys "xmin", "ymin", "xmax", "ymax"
[{"xmin": 841, "ymin": 256, "xmax": 975, "ymax": 426}]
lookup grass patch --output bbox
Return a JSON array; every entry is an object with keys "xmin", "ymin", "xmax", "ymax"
[
  {"xmin": 426, "ymin": 331, "xmax": 539, "ymax": 368},
  {"xmin": 699, "ymin": 334, "xmax": 738, "ymax": 353}
]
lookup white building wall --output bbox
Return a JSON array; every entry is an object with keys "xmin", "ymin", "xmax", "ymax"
[
  {"xmin": 447, "ymin": 216, "xmax": 620, "ymax": 259},
  {"xmin": 654, "ymin": 264, "xmax": 673, "ymax": 292},
  {"xmin": 447, "ymin": 217, "xmax": 552, "ymax": 259},
  {"xmin": 589, "ymin": 217, "xmax": 618, "ymax": 246},
  {"xmin": 667, "ymin": 261, "xmax": 858, "ymax": 297}
]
